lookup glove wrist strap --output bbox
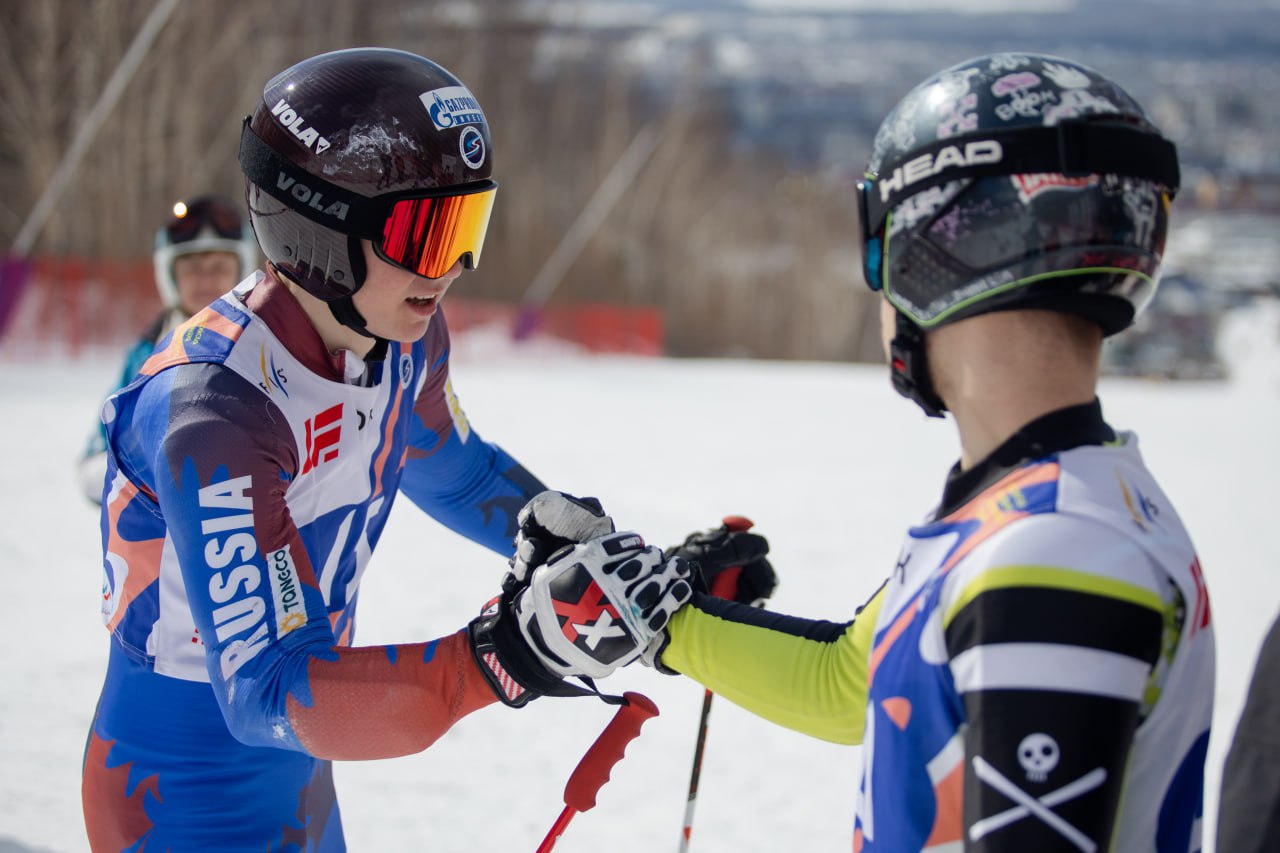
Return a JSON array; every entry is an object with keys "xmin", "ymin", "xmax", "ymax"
[{"xmin": 469, "ymin": 594, "xmax": 628, "ymax": 708}]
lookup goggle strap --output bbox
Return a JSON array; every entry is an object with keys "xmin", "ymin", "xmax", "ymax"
[
  {"xmin": 863, "ymin": 122, "xmax": 1180, "ymax": 233},
  {"xmin": 238, "ymin": 118, "xmax": 386, "ymax": 238}
]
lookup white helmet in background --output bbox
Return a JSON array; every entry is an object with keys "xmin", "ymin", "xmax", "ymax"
[{"xmin": 152, "ymin": 193, "xmax": 257, "ymax": 308}]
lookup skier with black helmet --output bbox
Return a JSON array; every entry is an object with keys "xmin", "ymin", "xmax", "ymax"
[
  {"xmin": 76, "ymin": 193, "xmax": 257, "ymax": 504},
  {"xmin": 517, "ymin": 53, "xmax": 1215, "ymax": 851},
  {"xmin": 79, "ymin": 48, "xmax": 697, "ymax": 851}
]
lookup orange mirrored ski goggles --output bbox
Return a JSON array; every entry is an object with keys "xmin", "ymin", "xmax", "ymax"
[{"xmin": 377, "ymin": 182, "xmax": 497, "ymax": 280}]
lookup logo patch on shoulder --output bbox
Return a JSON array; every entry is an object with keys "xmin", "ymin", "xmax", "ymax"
[
  {"xmin": 268, "ymin": 545, "xmax": 307, "ymax": 637},
  {"xmin": 443, "ymin": 377, "xmax": 471, "ymax": 443}
]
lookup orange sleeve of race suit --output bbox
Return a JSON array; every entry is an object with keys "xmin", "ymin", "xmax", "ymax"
[{"xmin": 285, "ymin": 631, "xmax": 497, "ymax": 760}]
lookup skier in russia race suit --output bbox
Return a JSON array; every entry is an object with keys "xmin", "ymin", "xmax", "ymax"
[
  {"xmin": 78, "ymin": 193, "xmax": 257, "ymax": 505},
  {"xmin": 80, "ymin": 48, "xmax": 726, "ymax": 852},
  {"xmin": 516, "ymin": 54, "xmax": 1216, "ymax": 852}
]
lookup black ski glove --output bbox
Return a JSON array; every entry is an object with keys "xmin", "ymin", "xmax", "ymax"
[
  {"xmin": 468, "ymin": 587, "xmax": 565, "ymax": 708},
  {"xmin": 666, "ymin": 517, "xmax": 777, "ymax": 606},
  {"xmin": 474, "ymin": 491, "xmax": 618, "ymax": 708}
]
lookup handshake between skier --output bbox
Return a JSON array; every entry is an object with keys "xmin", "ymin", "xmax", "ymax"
[{"xmin": 468, "ymin": 490, "xmax": 776, "ymax": 706}]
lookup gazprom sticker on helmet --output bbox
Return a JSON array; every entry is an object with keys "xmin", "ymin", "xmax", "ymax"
[
  {"xmin": 459, "ymin": 126, "xmax": 485, "ymax": 169},
  {"xmin": 421, "ymin": 86, "xmax": 486, "ymax": 130}
]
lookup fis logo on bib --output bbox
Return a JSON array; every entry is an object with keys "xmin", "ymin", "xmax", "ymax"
[{"xmin": 421, "ymin": 86, "xmax": 486, "ymax": 131}]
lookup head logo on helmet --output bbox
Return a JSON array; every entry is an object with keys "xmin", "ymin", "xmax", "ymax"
[
  {"xmin": 853, "ymin": 53, "xmax": 1181, "ymax": 416},
  {"xmin": 877, "ymin": 139, "xmax": 1004, "ymax": 203},
  {"xmin": 238, "ymin": 48, "xmax": 498, "ymax": 339}
]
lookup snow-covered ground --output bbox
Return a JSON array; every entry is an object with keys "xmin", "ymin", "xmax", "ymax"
[{"xmin": 2, "ymin": 301, "xmax": 1278, "ymax": 852}]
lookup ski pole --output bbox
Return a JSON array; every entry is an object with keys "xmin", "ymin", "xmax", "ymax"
[
  {"xmin": 537, "ymin": 691, "xmax": 660, "ymax": 853},
  {"xmin": 679, "ymin": 515, "xmax": 754, "ymax": 852}
]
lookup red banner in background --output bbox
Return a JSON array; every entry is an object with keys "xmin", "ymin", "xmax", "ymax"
[
  {"xmin": 0, "ymin": 257, "xmax": 663, "ymax": 359},
  {"xmin": 1, "ymin": 257, "xmax": 155, "ymax": 358}
]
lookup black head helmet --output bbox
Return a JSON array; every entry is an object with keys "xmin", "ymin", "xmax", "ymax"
[
  {"xmin": 238, "ymin": 47, "xmax": 496, "ymax": 335},
  {"xmin": 855, "ymin": 53, "xmax": 1180, "ymax": 414}
]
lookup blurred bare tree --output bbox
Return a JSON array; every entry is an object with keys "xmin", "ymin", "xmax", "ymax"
[{"xmin": 0, "ymin": 0, "xmax": 880, "ymax": 362}]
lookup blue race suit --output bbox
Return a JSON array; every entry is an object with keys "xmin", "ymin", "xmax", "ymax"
[{"xmin": 83, "ymin": 270, "xmax": 545, "ymax": 851}]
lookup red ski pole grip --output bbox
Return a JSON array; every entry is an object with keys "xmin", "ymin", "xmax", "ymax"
[
  {"xmin": 563, "ymin": 692, "xmax": 659, "ymax": 813},
  {"xmin": 710, "ymin": 516, "xmax": 753, "ymax": 599},
  {"xmin": 710, "ymin": 567, "xmax": 742, "ymax": 599}
]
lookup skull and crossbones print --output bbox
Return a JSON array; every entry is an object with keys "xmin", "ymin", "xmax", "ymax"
[
  {"xmin": 1018, "ymin": 732, "xmax": 1060, "ymax": 782},
  {"xmin": 969, "ymin": 733, "xmax": 1108, "ymax": 852}
]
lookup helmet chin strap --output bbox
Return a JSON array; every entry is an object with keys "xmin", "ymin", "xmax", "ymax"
[
  {"xmin": 328, "ymin": 294, "xmax": 389, "ymax": 360},
  {"xmin": 889, "ymin": 312, "xmax": 947, "ymax": 419}
]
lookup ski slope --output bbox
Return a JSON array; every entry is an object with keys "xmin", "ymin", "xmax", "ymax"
[{"xmin": 2, "ymin": 305, "xmax": 1278, "ymax": 852}]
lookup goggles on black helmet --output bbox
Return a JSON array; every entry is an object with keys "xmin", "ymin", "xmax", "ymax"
[
  {"xmin": 856, "ymin": 120, "xmax": 1180, "ymax": 324},
  {"xmin": 238, "ymin": 118, "xmax": 495, "ymax": 281},
  {"xmin": 163, "ymin": 195, "xmax": 247, "ymax": 244},
  {"xmin": 376, "ymin": 184, "xmax": 496, "ymax": 279}
]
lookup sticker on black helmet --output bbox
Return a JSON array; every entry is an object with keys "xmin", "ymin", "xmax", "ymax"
[
  {"xmin": 459, "ymin": 126, "xmax": 485, "ymax": 169},
  {"xmin": 420, "ymin": 86, "xmax": 486, "ymax": 131},
  {"xmin": 269, "ymin": 99, "xmax": 331, "ymax": 154}
]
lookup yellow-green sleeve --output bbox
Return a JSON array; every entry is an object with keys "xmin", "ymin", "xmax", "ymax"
[{"xmin": 661, "ymin": 586, "xmax": 886, "ymax": 745}]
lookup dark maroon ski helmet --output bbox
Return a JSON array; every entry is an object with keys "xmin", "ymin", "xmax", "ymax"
[{"xmin": 238, "ymin": 47, "xmax": 496, "ymax": 332}]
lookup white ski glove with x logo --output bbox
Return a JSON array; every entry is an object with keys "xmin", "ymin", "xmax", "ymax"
[{"xmin": 515, "ymin": 531, "xmax": 693, "ymax": 680}]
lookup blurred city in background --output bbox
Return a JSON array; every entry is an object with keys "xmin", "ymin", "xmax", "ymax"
[{"xmin": 1, "ymin": 0, "xmax": 1277, "ymax": 375}]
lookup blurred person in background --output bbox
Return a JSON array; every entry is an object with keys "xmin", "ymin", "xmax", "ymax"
[
  {"xmin": 78, "ymin": 47, "xmax": 757, "ymax": 852},
  {"xmin": 1217, "ymin": 611, "xmax": 1280, "ymax": 851},
  {"xmin": 76, "ymin": 193, "xmax": 257, "ymax": 503},
  {"xmin": 516, "ymin": 53, "xmax": 1215, "ymax": 852}
]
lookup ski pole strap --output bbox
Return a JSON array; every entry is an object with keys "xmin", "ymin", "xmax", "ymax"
[
  {"xmin": 470, "ymin": 592, "xmax": 627, "ymax": 708},
  {"xmin": 545, "ymin": 674, "xmax": 628, "ymax": 706}
]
